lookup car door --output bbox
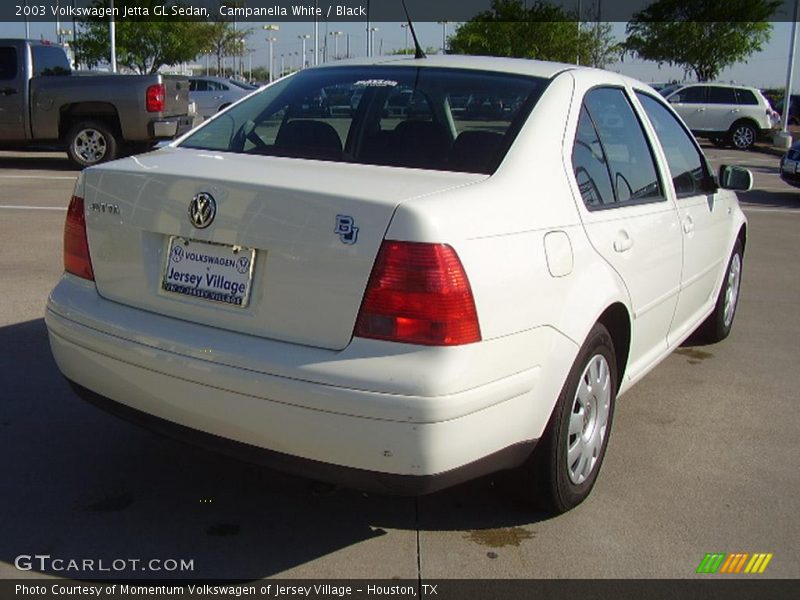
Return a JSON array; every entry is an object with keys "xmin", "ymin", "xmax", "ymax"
[
  {"xmin": 704, "ymin": 86, "xmax": 739, "ymax": 133},
  {"xmin": 635, "ymin": 91, "xmax": 734, "ymax": 345},
  {"xmin": 0, "ymin": 44, "xmax": 27, "ymax": 141},
  {"xmin": 190, "ymin": 79, "xmax": 218, "ymax": 117},
  {"xmin": 666, "ymin": 85, "xmax": 709, "ymax": 132},
  {"xmin": 571, "ymin": 86, "xmax": 683, "ymax": 376}
]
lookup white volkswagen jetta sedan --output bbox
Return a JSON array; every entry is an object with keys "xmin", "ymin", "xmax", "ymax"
[{"xmin": 46, "ymin": 55, "xmax": 750, "ymax": 512}]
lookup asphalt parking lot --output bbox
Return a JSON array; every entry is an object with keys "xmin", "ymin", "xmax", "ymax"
[{"xmin": 0, "ymin": 144, "xmax": 798, "ymax": 581}]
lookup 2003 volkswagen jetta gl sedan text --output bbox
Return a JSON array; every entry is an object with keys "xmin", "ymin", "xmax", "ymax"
[{"xmin": 45, "ymin": 55, "xmax": 751, "ymax": 512}]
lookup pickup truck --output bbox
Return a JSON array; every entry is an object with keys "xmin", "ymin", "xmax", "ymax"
[{"xmin": 0, "ymin": 39, "xmax": 193, "ymax": 167}]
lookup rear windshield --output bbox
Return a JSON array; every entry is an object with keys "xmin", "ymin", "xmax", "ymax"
[{"xmin": 179, "ymin": 66, "xmax": 548, "ymax": 174}]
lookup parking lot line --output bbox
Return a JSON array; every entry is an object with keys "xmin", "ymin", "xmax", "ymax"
[
  {"xmin": 0, "ymin": 205, "xmax": 66, "ymax": 211},
  {"xmin": 0, "ymin": 175, "xmax": 77, "ymax": 180}
]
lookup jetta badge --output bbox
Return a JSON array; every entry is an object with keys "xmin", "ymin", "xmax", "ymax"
[
  {"xmin": 189, "ymin": 192, "xmax": 216, "ymax": 229},
  {"xmin": 334, "ymin": 214, "xmax": 358, "ymax": 245}
]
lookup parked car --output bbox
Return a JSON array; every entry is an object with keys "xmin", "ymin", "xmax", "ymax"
[
  {"xmin": 775, "ymin": 94, "xmax": 800, "ymax": 125},
  {"xmin": 46, "ymin": 56, "xmax": 750, "ymax": 513},
  {"xmin": 660, "ymin": 82, "xmax": 777, "ymax": 150},
  {"xmin": 779, "ymin": 139, "xmax": 800, "ymax": 187},
  {"xmin": 188, "ymin": 76, "xmax": 254, "ymax": 118},
  {"xmin": 0, "ymin": 39, "xmax": 192, "ymax": 167}
]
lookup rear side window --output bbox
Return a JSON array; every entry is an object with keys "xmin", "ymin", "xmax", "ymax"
[
  {"xmin": 572, "ymin": 87, "xmax": 663, "ymax": 209},
  {"xmin": 572, "ymin": 106, "xmax": 615, "ymax": 208},
  {"xmin": 636, "ymin": 92, "xmax": 708, "ymax": 198},
  {"xmin": 735, "ymin": 89, "xmax": 759, "ymax": 105},
  {"xmin": 32, "ymin": 45, "xmax": 70, "ymax": 76},
  {"xmin": 0, "ymin": 47, "xmax": 18, "ymax": 80},
  {"xmin": 708, "ymin": 87, "xmax": 737, "ymax": 104},
  {"xmin": 180, "ymin": 66, "xmax": 547, "ymax": 174},
  {"xmin": 670, "ymin": 86, "xmax": 706, "ymax": 104}
]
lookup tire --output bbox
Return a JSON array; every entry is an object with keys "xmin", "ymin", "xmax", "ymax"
[
  {"xmin": 729, "ymin": 121, "xmax": 757, "ymax": 151},
  {"xmin": 697, "ymin": 240, "xmax": 743, "ymax": 343},
  {"xmin": 65, "ymin": 120, "xmax": 118, "ymax": 168},
  {"xmin": 524, "ymin": 323, "xmax": 618, "ymax": 513}
]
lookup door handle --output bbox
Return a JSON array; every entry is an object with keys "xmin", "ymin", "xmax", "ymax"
[
  {"xmin": 683, "ymin": 217, "xmax": 695, "ymax": 234},
  {"xmin": 0, "ymin": 87, "xmax": 18, "ymax": 96},
  {"xmin": 613, "ymin": 231, "xmax": 634, "ymax": 253}
]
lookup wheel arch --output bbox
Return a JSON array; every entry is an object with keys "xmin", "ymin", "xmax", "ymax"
[
  {"xmin": 59, "ymin": 103, "xmax": 122, "ymax": 141},
  {"xmin": 596, "ymin": 303, "xmax": 631, "ymax": 390},
  {"xmin": 729, "ymin": 117, "xmax": 759, "ymax": 135}
]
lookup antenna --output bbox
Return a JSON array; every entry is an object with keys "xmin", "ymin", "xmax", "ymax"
[{"xmin": 400, "ymin": 0, "xmax": 426, "ymax": 59}]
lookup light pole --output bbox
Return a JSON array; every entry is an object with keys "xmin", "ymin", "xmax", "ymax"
[
  {"xmin": 298, "ymin": 34, "xmax": 311, "ymax": 68},
  {"xmin": 437, "ymin": 21, "xmax": 448, "ymax": 55},
  {"xmin": 280, "ymin": 54, "xmax": 285, "ymax": 77},
  {"xmin": 330, "ymin": 31, "xmax": 343, "ymax": 60},
  {"xmin": 314, "ymin": 1, "xmax": 319, "ymax": 66},
  {"xmin": 263, "ymin": 24, "xmax": 279, "ymax": 83},
  {"xmin": 57, "ymin": 28, "xmax": 71, "ymax": 45},
  {"xmin": 400, "ymin": 23, "xmax": 409, "ymax": 55},
  {"xmin": 777, "ymin": 0, "xmax": 800, "ymax": 148},
  {"xmin": 368, "ymin": 27, "xmax": 379, "ymax": 57},
  {"xmin": 109, "ymin": 0, "xmax": 117, "ymax": 72}
]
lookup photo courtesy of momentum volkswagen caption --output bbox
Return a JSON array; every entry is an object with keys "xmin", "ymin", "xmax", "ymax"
[{"xmin": 45, "ymin": 54, "xmax": 751, "ymax": 513}]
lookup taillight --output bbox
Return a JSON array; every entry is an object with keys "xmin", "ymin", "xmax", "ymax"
[
  {"xmin": 146, "ymin": 83, "xmax": 166, "ymax": 112},
  {"xmin": 355, "ymin": 241, "xmax": 481, "ymax": 346},
  {"xmin": 64, "ymin": 196, "xmax": 94, "ymax": 281}
]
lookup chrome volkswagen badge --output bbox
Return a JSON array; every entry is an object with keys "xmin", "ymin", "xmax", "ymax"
[{"xmin": 189, "ymin": 192, "xmax": 216, "ymax": 229}]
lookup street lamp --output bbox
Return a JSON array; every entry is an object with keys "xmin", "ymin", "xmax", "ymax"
[
  {"xmin": 368, "ymin": 27, "xmax": 379, "ymax": 57},
  {"xmin": 263, "ymin": 24, "xmax": 279, "ymax": 83},
  {"xmin": 400, "ymin": 23, "xmax": 409, "ymax": 55},
  {"xmin": 437, "ymin": 21, "xmax": 449, "ymax": 55},
  {"xmin": 298, "ymin": 34, "xmax": 311, "ymax": 68},
  {"xmin": 57, "ymin": 28, "xmax": 72, "ymax": 45},
  {"xmin": 330, "ymin": 31, "xmax": 343, "ymax": 61}
]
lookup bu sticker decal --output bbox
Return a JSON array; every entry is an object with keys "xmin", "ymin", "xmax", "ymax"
[{"xmin": 334, "ymin": 214, "xmax": 359, "ymax": 245}]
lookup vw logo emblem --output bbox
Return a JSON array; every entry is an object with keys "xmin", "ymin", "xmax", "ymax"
[{"xmin": 189, "ymin": 192, "xmax": 216, "ymax": 229}]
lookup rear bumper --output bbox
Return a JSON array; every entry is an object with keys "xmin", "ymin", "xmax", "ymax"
[
  {"xmin": 46, "ymin": 275, "xmax": 572, "ymax": 488},
  {"xmin": 150, "ymin": 115, "xmax": 193, "ymax": 139},
  {"xmin": 67, "ymin": 380, "xmax": 535, "ymax": 495}
]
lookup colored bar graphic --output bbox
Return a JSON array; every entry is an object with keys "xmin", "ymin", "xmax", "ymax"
[
  {"xmin": 744, "ymin": 553, "xmax": 774, "ymax": 574},
  {"xmin": 720, "ymin": 553, "xmax": 749, "ymax": 574},
  {"xmin": 699, "ymin": 552, "xmax": 774, "ymax": 574},
  {"xmin": 697, "ymin": 553, "xmax": 726, "ymax": 574}
]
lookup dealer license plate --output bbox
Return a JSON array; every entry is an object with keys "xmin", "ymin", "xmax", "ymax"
[{"xmin": 162, "ymin": 237, "xmax": 256, "ymax": 307}]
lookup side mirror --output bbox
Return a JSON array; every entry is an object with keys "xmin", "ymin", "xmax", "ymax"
[
  {"xmin": 667, "ymin": 96, "xmax": 679, "ymax": 104},
  {"xmin": 718, "ymin": 165, "xmax": 753, "ymax": 191}
]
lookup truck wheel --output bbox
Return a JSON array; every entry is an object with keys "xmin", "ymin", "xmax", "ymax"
[{"xmin": 66, "ymin": 121, "xmax": 118, "ymax": 167}]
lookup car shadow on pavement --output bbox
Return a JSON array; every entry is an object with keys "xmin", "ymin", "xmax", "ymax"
[
  {"xmin": 0, "ymin": 153, "xmax": 77, "ymax": 172},
  {"xmin": 0, "ymin": 319, "xmax": 547, "ymax": 581},
  {"xmin": 740, "ymin": 188, "xmax": 800, "ymax": 210}
]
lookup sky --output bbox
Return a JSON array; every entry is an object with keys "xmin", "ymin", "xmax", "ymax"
[{"xmin": 0, "ymin": 20, "xmax": 797, "ymax": 90}]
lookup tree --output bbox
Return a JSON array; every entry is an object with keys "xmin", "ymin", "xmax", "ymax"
[
  {"xmin": 624, "ymin": 0, "xmax": 781, "ymax": 82},
  {"xmin": 71, "ymin": 1, "xmax": 213, "ymax": 73},
  {"xmin": 204, "ymin": 21, "xmax": 250, "ymax": 76},
  {"xmin": 447, "ymin": 0, "xmax": 620, "ymax": 68}
]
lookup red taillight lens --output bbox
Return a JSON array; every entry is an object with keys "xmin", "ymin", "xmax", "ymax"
[
  {"xmin": 64, "ymin": 196, "xmax": 94, "ymax": 281},
  {"xmin": 146, "ymin": 83, "xmax": 166, "ymax": 112},
  {"xmin": 355, "ymin": 241, "xmax": 481, "ymax": 346}
]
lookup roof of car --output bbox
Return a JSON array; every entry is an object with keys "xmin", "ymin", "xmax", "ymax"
[
  {"xmin": 306, "ymin": 54, "xmax": 579, "ymax": 79},
  {"xmin": 669, "ymin": 82, "xmax": 761, "ymax": 91}
]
